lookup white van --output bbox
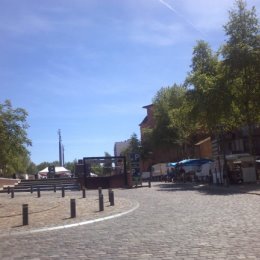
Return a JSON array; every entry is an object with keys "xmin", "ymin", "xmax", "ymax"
[{"xmin": 151, "ymin": 163, "xmax": 168, "ymax": 178}]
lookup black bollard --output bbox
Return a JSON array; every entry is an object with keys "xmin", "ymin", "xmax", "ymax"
[
  {"xmin": 22, "ymin": 204, "xmax": 29, "ymax": 225},
  {"xmin": 37, "ymin": 187, "xmax": 41, "ymax": 198},
  {"xmin": 30, "ymin": 185, "xmax": 33, "ymax": 193},
  {"xmin": 99, "ymin": 194, "xmax": 104, "ymax": 211},
  {"xmin": 54, "ymin": 184, "xmax": 56, "ymax": 193},
  {"xmin": 82, "ymin": 187, "xmax": 86, "ymax": 198},
  {"xmin": 148, "ymin": 179, "xmax": 151, "ymax": 188},
  {"xmin": 11, "ymin": 188, "xmax": 14, "ymax": 198},
  {"xmin": 62, "ymin": 186, "xmax": 65, "ymax": 197},
  {"xmin": 98, "ymin": 187, "xmax": 102, "ymax": 196},
  {"xmin": 110, "ymin": 191, "xmax": 114, "ymax": 206},
  {"xmin": 108, "ymin": 188, "xmax": 112, "ymax": 202},
  {"xmin": 70, "ymin": 199, "xmax": 76, "ymax": 218},
  {"xmin": 7, "ymin": 186, "xmax": 10, "ymax": 194}
]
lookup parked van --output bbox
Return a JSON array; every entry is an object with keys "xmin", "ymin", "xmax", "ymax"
[{"xmin": 151, "ymin": 163, "xmax": 167, "ymax": 180}]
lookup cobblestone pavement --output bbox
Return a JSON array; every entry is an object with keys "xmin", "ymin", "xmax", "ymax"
[
  {"xmin": 0, "ymin": 183, "xmax": 260, "ymax": 259},
  {"xmin": 0, "ymin": 190, "xmax": 135, "ymax": 235}
]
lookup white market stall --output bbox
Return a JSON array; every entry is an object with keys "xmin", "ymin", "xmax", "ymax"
[{"xmin": 38, "ymin": 166, "xmax": 72, "ymax": 179}]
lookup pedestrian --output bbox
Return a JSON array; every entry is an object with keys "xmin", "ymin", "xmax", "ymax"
[{"xmin": 179, "ymin": 166, "xmax": 185, "ymax": 182}]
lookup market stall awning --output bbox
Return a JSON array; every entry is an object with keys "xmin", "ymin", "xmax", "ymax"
[{"xmin": 178, "ymin": 159, "xmax": 212, "ymax": 166}]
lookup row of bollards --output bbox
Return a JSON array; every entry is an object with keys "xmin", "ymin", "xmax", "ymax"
[
  {"xmin": 7, "ymin": 186, "xmax": 77, "ymax": 199},
  {"xmin": 98, "ymin": 187, "xmax": 115, "ymax": 211},
  {"xmin": 108, "ymin": 188, "xmax": 114, "ymax": 206},
  {"xmin": 7, "ymin": 185, "xmax": 117, "ymax": 202},
  {"xmin": 19, "ymin": 187, "xmax": 115, "ymax": 226},
  {"xmin": 21, "ymin": 199, "xmax": 77, "ymax": 226}
]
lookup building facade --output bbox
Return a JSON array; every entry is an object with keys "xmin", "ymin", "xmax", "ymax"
[
  {"xmin": 139, "ymin": 104, "xmax": 181, "ymax": 171},
  {"xmin": 114, "ymin": 140, "xmax": 130, "ymax": 157}
]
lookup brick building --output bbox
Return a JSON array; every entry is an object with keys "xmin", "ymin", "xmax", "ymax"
[
  {"xmin": 139, "ymin": 103, "xmax": 260, "ymax": 176},
  {"xmin": 139, "ymin": 104, "xmax": 180, "ymax": 171}
]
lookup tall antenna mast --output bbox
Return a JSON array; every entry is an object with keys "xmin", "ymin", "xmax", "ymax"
[{"xmin": 58, "ymin": 129, "xmax": 63, "ymax": 166}]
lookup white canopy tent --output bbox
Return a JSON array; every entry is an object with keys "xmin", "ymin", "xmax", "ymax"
[{"xmin": 38, "ymin": 166, "xmax": 71, "ymax": 178}]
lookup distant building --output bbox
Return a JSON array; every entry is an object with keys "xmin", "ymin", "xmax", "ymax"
[
  {"xmin": 139, "ymin": 104, "xmax": 197, "ymax": 171},
  {"xmin": 114, "ymin": 140, "xmax": 130, "ymax": 157},
  {"xmin": 139, "ymin": 104, "xmax": 155, "ymax": 134},
  {"xmin": 139, "ymin": 104, "xmax": 179, "ymax": 171}
]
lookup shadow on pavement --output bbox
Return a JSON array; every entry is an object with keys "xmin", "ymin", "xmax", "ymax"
[{"xmin": 153, "ymin": 182, "xmax": 260, "ymax": 196}]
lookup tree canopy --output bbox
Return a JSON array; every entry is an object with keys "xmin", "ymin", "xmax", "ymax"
[
  {"xmin": 142, "ymin": 0, "xmax": 260, "ymax": 158},
  {"xmin": 0, "ymin": 100, "xmax": 32, "ymax": 176},
  {"xmin": 221, "ymin": 0, "xmax": 260, "ymax": 154}
]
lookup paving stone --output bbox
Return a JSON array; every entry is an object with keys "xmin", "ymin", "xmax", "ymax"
[{"xmin": 0, "ymin": 183, "xmax": 259, "ymax": 259}]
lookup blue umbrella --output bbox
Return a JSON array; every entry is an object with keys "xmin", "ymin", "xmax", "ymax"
[
  {"xmin": 167, "ymin": 162, "xmax": 178, "ymax": 167},
  {"xmin": 178, "ymin": 159, "xmax": 212, "ymax": 166}
]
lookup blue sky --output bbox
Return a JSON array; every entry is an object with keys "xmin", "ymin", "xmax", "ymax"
[{"xmin": 1, "ymin": 0, "xmax": 259, "ymax": 164}]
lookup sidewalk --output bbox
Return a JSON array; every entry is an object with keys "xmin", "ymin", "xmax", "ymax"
[
  {"xmin": 195, "ymin": 182, "xmax": 260, "ymax": 196},
  {"xmin": 161, "ymin": 181, "xmax": 260, "ymax": 196}
]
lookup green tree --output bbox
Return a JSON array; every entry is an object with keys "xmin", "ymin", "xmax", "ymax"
[
  {"xmin": 91, "ymin": 163, "xmax": 102, "ymax": 175},
  {"xmin": 36, "ymin": 162, "xmax": 50, "ymax": 172},
  {"xmin": 185, "ymin": 40, "xmax": 230, "ymax": 133},
  {"xmin": 152, "ymin": 85, "xmax": 187, "ymax": 148},
  {"xmin": 64, "ymin": 159, "xmax": 77, "ymax": 174},
  {"xmin": 26, "ymin": 161, "xmax": 37, "ymax": 175},
  {"xmin": 36, "ymin": 161, "xmax": 59, "ymax": 172},
  {"xmin": 0, "ymin": 100, "xmax": 31, "ymax": 176},
  {"xmin": 121, "ymin": 133, "xmax": 141, "ymax": 170},
  {"xmin": 103, "ymin": 152, "xmax": 112, "ymax": 175},
  {"xmin": 221, "ymin": 0, "xmax": 260, "ymax": 154},
  {"xmin": 152, "ymin": 86, "xmax": 177, "ymax": 147},
  {"xmin": 140, "ymin": 128, "xmax": 154, "ymax": 161},
  {"xmin": 128, "ymin": 133, "xmax": 141, "ymax": 153}
]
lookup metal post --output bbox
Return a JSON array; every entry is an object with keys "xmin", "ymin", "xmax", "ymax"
[
  {"xmin": 98, "ymin": 187, "xmax": 102, "ymax": 196},
  {"xmin": 37, "ymin": 187, "xmax": 41, "ymax": 198},
  {"xmin": 22, "ymin": 204, "xmax": 29, "ymax": 225},
  {"xmin": 30, "ymin": 185, "xmax": 33, "ymax": 193},
  {"xmin": 82, "ymin": 187, "xmax": 86, "ymax": 198},
  {"xmin": 148, "ymin": 178, "xmax": 151, "ymax": 188},
  {"xmin": 110, "ymin": 191, "xmax": 114, "ymax": 206},
  {"xmin": 222, "ymin": 133, "xmax": 228, "ymax": 186},
  {"xmin": 7, "ymin": 186, "xmax": 10, "ymax": 194},
  {"xmin": 70, "ymin": 199, "xmax": 76, "ymax": 218},
  {"xmin": 99, "ymin": 194, "xmax": 104, "ymax": 211},
  {"xmin": 11, "ymin": 188, "xmax": 14, "ymax": 198},
  {"xmin": 123, "ymin": 156, "xmax": 127, "ymax": 186},
  {"xmin": 62, "ymin": 186, "xmax": 65, "ymax": 197},
  {"xmin": 108, "ymin": 188, "xmax": 112, "ymax": 202},
  {"xmin": 54, "ymin": 184, "xmax": 56, "ymax": 193}
]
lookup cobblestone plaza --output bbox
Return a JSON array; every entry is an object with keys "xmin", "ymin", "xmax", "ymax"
[{"xmin": 0, "ymin": 183, "xmax": 260, "ymax": 259}]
